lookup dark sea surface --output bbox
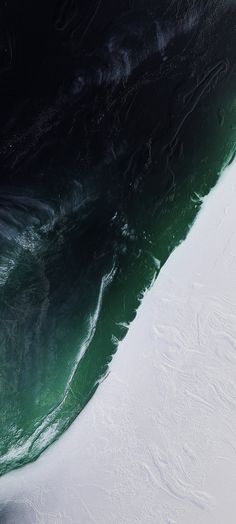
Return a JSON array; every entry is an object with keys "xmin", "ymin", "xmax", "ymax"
[{"xmin": 0, "ymin": 0, "xmax": 235, "ymax": 475}]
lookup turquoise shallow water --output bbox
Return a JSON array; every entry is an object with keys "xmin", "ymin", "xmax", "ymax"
[{"xmin": 0, "ymin": 0, "xmax": 235, "ymax": 476}]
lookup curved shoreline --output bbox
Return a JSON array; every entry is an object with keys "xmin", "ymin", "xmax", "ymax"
[{"xmin": 1, "ymin": 157, "xmax": 236, "ymax": 522}]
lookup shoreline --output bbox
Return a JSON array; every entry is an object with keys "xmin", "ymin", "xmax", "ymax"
[{"xmin": 1, "ymin": 157, "xmax": 236, "ymax": 522}]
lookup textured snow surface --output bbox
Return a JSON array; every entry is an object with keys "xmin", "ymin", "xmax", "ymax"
[{"xmin": 1, "ymin": 160, "xmax": 236, "ymax": 523}]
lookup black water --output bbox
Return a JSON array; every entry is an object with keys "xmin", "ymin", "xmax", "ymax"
[{"xmin": 0, "ymin": 0, "xmax": 235, "ymax": 475}]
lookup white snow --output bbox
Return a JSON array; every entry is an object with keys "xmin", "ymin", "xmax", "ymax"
[{"xmin": 1, "ymin": 159, "xmax": 236, "ymax": 523}]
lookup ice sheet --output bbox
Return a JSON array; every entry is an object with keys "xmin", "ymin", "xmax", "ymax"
[{"xmin": 1, "ymin": 159, "xmax": 236, "ymax": 523}]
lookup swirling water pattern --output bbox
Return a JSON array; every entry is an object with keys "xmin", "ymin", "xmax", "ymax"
[{"xmin": 0, "ymin": 0, "xmax": 235, "ymax": 475}]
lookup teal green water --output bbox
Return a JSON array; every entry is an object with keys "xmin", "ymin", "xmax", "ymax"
[
  {"xmin": 0, "ymin": 1, "xmax": 236, "ymax": 477},
  {"xmin": 0, "ymin": 83, "xmax": 235, "ymax": 476}
]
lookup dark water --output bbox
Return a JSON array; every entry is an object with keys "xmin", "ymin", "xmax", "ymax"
[{"xmin": 0, "ymin": 0, "xmax": 235, "ymax": 476}]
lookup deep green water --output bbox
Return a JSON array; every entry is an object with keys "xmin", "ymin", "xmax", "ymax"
[{"xmin": 0, "ymin": 0, "xmax": 235, "ymax": 476}]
